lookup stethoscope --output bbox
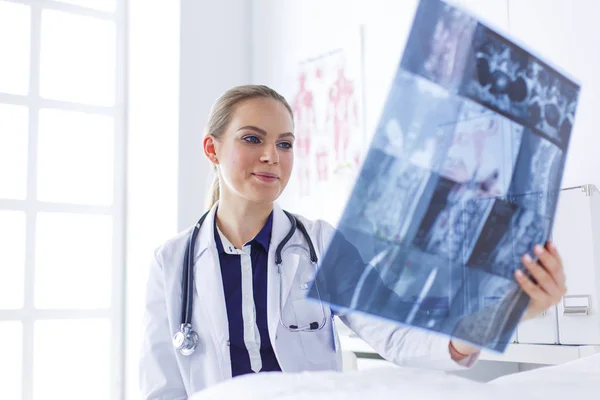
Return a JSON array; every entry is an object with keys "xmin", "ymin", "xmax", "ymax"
[{"xmin": 172, "ymin": 209, "xmax": 328, "ymax": 356}]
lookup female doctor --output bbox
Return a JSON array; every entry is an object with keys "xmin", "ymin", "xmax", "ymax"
[{"xmin": 139, "ymin": 85, "xmax": 568, "ymax": 399}]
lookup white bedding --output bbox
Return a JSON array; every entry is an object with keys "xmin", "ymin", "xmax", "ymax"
[{"xmin": 190, "ymin": 354, "xmax": 600, "ymax": 400}]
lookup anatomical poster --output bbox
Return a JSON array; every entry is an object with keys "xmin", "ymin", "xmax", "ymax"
[{"xmin": 287, "ymin": 28, "xmax": 366, "ymax": 226}]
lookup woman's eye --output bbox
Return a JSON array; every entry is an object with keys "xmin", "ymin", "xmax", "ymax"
[
  {"xmin": 278, "ymin": 142, "xmax": 293, "ymax": 149},
  {"xmin": 243, "ymin": 135, "xmax": 261, "ymax": 144}
]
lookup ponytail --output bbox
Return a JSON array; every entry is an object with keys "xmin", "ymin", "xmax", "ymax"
[{"xmin": 206, "ymin": 167, "xmax": 220, "ymax": 210}]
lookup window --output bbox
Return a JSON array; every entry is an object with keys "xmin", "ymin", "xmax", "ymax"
[{"xmin": 0, "ymin": 1, "xmax": 125, "ymax": 399}]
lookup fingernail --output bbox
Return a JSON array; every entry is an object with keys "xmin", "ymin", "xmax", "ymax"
[
  {"xmin": 515, "ymin": 270, "xmax": 524, "ymax": 278},
  {"xmin": 523, "ymin": 253, "xmax": 533, "ymax": 263},
  {"xmin": 534, "ymin": 244, "xmax": 544, "ymax": 255},
  {"xmin": 548, "ymin": 241, "xmax": 556, "ymax": 249}
]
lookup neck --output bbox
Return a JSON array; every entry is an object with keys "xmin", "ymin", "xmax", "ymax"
[{"xmin": 215, "ymin": 195, "xmax": 274, "ymax": 249}]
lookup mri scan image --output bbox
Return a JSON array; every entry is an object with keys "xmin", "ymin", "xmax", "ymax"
[{"xmin": 309, "ymin": 0, "xmax": 580, "ymax": 352}]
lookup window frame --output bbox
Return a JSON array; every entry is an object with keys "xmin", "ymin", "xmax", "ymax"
[{"xmin": 0, "ymin": 1, "xmax": 126, "ymax": 399}]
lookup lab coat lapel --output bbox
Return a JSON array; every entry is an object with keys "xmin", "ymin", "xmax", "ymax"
[
  {"xmin": 267, "ymin": 203, "xmax": 300, "ymax": 345},
  {"xmin": 193, "ymin": 203, "xmax": 229, "ymax": 345}
]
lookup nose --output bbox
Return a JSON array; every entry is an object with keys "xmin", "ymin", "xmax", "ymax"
[{"xmin": 260, "ymin": 143, "xmax": 279, "ymax": 165}]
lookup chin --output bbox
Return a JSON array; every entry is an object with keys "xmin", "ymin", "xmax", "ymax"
[{"xmin": 252, "ymin": 189, "xmax": 284, "ymax": 204}]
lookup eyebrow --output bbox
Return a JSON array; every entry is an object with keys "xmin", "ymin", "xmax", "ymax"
[{"xmin": 237, "ymin": 125, "xmax": 295, "ymax": 139}]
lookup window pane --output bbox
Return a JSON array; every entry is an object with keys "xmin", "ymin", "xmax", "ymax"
[
  {"xmin": 34, "ymin": 319, "xmax": 110, "ymax": 400},
  {"xmin": 35, "ymin": 213, "xmax": 113, "ymax": 309},
  {"xmin": 0, "ymin": 1, "xmax": 30, "ymax": 95},
  {"xmin": 54, "ymin": 0, "xmax": 116, "ymax": 12},
  {"xmin": 0, "ymin": 104, "xmax": 29, "ymax": 200},
  {"xmin": 0, "ymin": 211, "xmax": 26, "ymax": 309},
  {"xmin": 0, "ymin": 322, "xmax": 22, "ymax": 399},
  {"xmin": 40, "ymin": 10, "xmax": 116, "ymax": 106},
  {"xmin": 37, "ymin": 109, "xmax": 114, "ymax": 205}
]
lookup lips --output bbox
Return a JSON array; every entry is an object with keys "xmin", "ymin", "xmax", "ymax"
[
  {"xmin": 253, "ymin": 172, "xmax": 278, "ymax": 179},
  {"xmin": 253, "ymin": 172, "xmax": 279, "ymax": 182}
]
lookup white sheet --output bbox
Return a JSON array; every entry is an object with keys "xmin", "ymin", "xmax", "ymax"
[
  {"xmin": 190, "ymin": 354, "xmax": 600, "ymax": 400},
  {"xmin": 490, "ymin": 352, "xmax": 600, "ymax": 387}
]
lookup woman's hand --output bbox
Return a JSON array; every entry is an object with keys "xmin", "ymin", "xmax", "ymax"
[
  {"xmin": 516, "ymin": 240, "xmax": 567, "ymax": 321},
  {"xmin": 450, "ymin": 241, "xmax": 567, "ymax": 361}
]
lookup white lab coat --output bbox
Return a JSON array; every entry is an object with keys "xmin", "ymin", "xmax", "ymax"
[{"xmin": 140, "ymin": 202, "xmax": 477, "ymax": 399}]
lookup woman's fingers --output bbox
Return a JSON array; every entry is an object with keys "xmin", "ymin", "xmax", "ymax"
[
  {"xmin": 514, "ymin": 268, "xmax": 547, "ymax": 305},
  {"xmin": 516, "ymin": 242, "xmax": 568, "ymax": 319},
  {"xmin": 522, "ymin": 253, "xmax": 562, "ymax": 298},
  {"xmin": 545, "ymin": 241, "xmax": 567, "ymax": 286}
]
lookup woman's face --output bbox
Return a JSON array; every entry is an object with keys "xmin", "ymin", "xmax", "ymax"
[{"xmin": 209, "ymin": 97, "xmax": 295, "ymax": 205}]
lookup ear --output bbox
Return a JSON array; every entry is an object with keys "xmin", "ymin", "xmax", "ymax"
[{"xmin": 203, "ymin": 135, "xmax": 219, "ymax": 164}]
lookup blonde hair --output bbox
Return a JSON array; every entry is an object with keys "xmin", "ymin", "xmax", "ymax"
[{"xmin": 205, "ymin": 85, "xmax": 294, "ymax": 210}]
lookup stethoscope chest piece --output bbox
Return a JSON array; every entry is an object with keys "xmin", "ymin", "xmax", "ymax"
[{"xmin": 173, "ymin": 323, "xmax": 199, "ymax": 356}]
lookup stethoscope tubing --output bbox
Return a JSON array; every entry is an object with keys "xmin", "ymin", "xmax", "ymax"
[{"xmin": 180, "ymin": 209, "xmax": 319, "ymax": 329}]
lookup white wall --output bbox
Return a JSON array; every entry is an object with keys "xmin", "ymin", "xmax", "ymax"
[
  {"xmin": 127, "ymin": 0, "xmax": 180, "ymax": 397},
  {"xmin": 177, "ymin": 0, "xmax": 253, "ymax": 231}
]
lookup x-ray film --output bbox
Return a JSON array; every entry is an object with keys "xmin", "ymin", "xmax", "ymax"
[{"xmin": 308, "ymin": 0, "xmax": 580, "ymax": 352}]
